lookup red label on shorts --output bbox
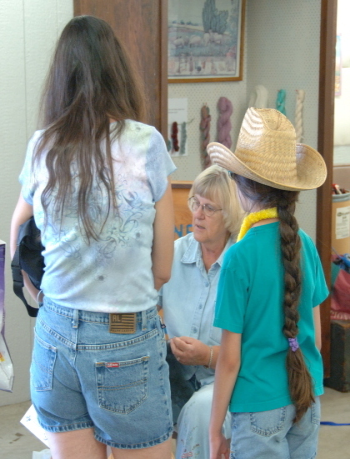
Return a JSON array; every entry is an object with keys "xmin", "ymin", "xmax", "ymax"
[{"xmin": 106, "ymin": 362, "xmax": 120, "ymax": 368}]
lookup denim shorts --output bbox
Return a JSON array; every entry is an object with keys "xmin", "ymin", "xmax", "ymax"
[
  {"xmin": 30, "ymin": 299, "xmax": 173, "ymax": 449},
  {"xmin": 229, "ymin": 398, "xmax": 320, "ymax": 459}
]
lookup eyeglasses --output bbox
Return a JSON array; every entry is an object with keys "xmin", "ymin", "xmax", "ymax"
[{"xmin": 188, "ymin": 196, "xmax": 222, "ymax": 217}]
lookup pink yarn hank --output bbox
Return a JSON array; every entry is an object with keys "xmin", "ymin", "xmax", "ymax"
[
  {"xmin": 200, "ymin": 104, "xmax": 212, "ymax": 169},
  {"xmin": 217, "ymin": 97, "xmax": 233, "ymax": 149}
]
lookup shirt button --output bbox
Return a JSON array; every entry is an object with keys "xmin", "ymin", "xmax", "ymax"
[
  {"xmin": 192, "ymin": 327, "xmax": 198, "ymax": 333},
  {"xmin": 199, "ymin": 304, "xmax": 203, "ymax": 309},
  {"xmin": 205, "ymin": 282, "xmax": 209, "ymax": 287}
]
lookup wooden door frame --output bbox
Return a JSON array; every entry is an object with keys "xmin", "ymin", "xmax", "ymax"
[
  {"xmin": 159, "ymin": 0, "xmax": 168, "ymax": 139},
  {"xmin": 317, "ymin": 0, "xmax": 337, "ymax": 376}
]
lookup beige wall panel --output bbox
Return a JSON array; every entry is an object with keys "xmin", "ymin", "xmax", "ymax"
[
  {"xmin": 0, "ymin": 0, "xmax": 32, "ymax": 407},
  {"xmin": 24, "ymin": 0, "xmax": 74, "ymax": 136}
]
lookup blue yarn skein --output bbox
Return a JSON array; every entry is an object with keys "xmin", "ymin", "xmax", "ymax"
[{"xmin": 276, "ymin": 89, "xmax": 286, "ymax": 115}]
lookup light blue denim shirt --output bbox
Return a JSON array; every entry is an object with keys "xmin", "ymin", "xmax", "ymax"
[{"xmin": 159, "ymin": 232, "xmax": 234, "ymax": 386}]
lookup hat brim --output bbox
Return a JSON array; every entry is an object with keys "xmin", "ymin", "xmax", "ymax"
[{"xmin": 207, "ymin": 142, "xmax": 327, "ymax": 191}]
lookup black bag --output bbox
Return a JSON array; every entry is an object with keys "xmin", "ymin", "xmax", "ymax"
[
  {"xmin": 11, "ymin": 217, "xmax": 45, "ymax": 317},
  {"xmin": 166, "ymin": 342, "xmax": 196, "ymax": 423}
]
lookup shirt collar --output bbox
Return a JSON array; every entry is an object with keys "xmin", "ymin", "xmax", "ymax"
[{"xmin": 181, "ymin": 233, "xmax": 234, "ymax": 267}]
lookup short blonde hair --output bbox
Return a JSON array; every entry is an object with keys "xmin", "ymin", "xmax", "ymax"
[{"xmin": 189, "ymin": 165, "xmax": 244, "ymax": 238}]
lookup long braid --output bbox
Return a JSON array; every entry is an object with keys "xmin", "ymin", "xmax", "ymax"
[{"xmin": 278, "ymin": 195, "xmax": 315, "ymax": 422}]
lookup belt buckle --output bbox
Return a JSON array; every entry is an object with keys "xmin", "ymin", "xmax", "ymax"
[{"xmin": 109, "ymin": 313, "xmax": 136, "ymax": 334}]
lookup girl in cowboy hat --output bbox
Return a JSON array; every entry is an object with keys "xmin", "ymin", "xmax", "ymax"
[{"xmin": 207, "ymin": 108, "xmax": 329, "ymax": 459}]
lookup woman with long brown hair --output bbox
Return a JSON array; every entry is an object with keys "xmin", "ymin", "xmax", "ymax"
[
  {"xmin": 207, "ymin": 108, "xmax": 329, "ymax": 459},
  {"xmin": 10, "ymin": 15, "xmax": 175, "ymax": 459}
]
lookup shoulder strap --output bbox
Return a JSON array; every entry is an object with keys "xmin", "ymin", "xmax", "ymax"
[{"xmin": 11, "ymin": 233, "xmax": 39, "ymax": 318}]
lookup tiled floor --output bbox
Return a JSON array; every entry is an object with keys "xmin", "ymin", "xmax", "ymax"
[{"xmin": 0, "ymin": 387, "xmax": 349, "ymax": 459}]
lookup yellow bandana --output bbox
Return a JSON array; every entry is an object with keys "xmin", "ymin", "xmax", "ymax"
[{"xmin": 237, "ymin": 207, "xmax": 278, "ymax": 241}]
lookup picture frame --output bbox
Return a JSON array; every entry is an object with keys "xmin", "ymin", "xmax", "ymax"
[{"xmin": 168, "ymin": 0, "xmax": 246, "ymax": 83}]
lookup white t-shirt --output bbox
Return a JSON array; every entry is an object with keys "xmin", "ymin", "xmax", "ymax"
[{"xmin": 20, "ymin": 120, "xmax": 176, "ymax": 313}]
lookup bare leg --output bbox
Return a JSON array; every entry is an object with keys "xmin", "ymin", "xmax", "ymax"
[
  {"xmin": 111, "ymin": 438, "xmax": 172, "ymax": 459},
  {"xmin": 47, "ymin": 428, "xmax": 107, "ymax": 459}
]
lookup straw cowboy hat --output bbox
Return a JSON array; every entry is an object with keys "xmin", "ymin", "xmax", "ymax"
[{"xmin": 207, "ymin": 108, "xmax": 327, "ymax": 191}]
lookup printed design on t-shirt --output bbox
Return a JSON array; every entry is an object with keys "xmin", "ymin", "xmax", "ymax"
[
  {"xmin": 50, "ymin": 174, "xmax": 145, "ymax": 263},
  {"xmin": 95, "ymin": 177, "xmax": 144, "ymax": 263}
]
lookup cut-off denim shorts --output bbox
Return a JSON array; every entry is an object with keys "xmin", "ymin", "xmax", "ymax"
[
  {"xmin": 30, "ymin": 298, "xmax": 173, "ymax": 449},
  {"xmin": 229, "ymin": 398, "xmax": 321, "ymax": 459}
]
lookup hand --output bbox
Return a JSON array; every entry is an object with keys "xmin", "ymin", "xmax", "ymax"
[
  {"xmin": 210, "ymin": 432, "xmax": 230, "ymax": 459},
  {"xmin": 170, "ymin": 336, "xmax": 210, "ymax": 366}
]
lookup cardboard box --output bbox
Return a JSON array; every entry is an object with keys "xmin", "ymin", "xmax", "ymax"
[{"xmin": 331, "ymin": 193, "xmax": 350, "ymax": 255}]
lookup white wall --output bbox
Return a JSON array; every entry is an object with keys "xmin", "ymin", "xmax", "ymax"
[
  {"xmin": 334, "ymin": 0, "xmax": 350, "ymax": 165},
  {"xmin": 246, "ymin": 0, "xmax": 321, "ymax": 240},
  {"xmin": 0, "ymin": 0, "xmax": 73, "ymax": 407},
  {"xmin": 168, "ymin": 77, "xmax": 247, "ymax": 181}
]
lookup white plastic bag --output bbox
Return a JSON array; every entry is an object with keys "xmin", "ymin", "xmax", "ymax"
[
  {"xmin": 0, "ymin": 332, "xmax": 14, "ymax": 391},
  {"xmin": 0, "ymin": 240, "xmax": 14, "ymax": 392},
  {"xmin": 32, "ymin": 449, "xmax": 51, "ymax": 459}
]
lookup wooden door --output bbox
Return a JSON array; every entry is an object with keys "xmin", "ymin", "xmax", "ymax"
[
  {"xmin": 317, "ymin": 0, "xmax": 338, "ymax": 376},
  {"xmin": 74, "ymin": 0, "xmax": 168, "ymax": 138}
]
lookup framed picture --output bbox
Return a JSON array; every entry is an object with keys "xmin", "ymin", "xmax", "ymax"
[{"xmin": 168, "ymin": 0, "xmax": 246, "ymax": 83}]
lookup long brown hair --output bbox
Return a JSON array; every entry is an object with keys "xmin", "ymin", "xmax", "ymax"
[
  {"xmin": 233, "ymin": 174, "xmax": 315, "ymax": 423},
  {"xmin": 35, "ymin": 15, "xmax": 145, "ymax": 240}
]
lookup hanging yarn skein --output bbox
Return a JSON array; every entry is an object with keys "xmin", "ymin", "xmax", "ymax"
[
  {"xmin": 295, "ymin": 90, "xmax": 305, "ymax": 143},
  {"xmin": 171, "ymin": 121, "xmax": 179, "ymax": 153},
  {"xmin": 180, "ymin": 122, "xmax": 187, "ymax": 155},
  {"xmin": 200, "ymin": 104, "xmax": 211, "ymax": 169},
  {"xmin": 276, "ymin": 89, "xmax": 286, "ymax": 115},
  {"xmin": 248, "ymin": 85, "xmax": 268, "ymax": 108},
  {"xmin": 217, "ymin": 97, "xmax": 233, "ymax": 149}
]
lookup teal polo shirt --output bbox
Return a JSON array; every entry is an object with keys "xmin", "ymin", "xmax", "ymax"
[{"xmin": 214, "ymin": 222, "xmax": 329, "ymax": 413}]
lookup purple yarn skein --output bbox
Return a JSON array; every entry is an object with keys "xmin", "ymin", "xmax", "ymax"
[{"xmin": 217, "ymin": 97, "xmax": 233, "ymax": 149}]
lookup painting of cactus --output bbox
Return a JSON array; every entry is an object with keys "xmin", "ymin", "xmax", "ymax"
[{"xmin": 168, "ymin": 0, "xmax": 245, "ymax": 82}]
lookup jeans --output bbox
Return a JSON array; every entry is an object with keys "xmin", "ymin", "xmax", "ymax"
[
  {"xmin": 31, "ymin": 298, "xmax": 173, "ymax": 449},
  {"xmin": 230, "ymin": 398, "xmax": 321, "ymax": 459}
]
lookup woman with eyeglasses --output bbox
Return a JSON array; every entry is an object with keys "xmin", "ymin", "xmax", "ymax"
[{"xmin": 158, "ymin": 165, "xmax": 244, "ymax": 459}]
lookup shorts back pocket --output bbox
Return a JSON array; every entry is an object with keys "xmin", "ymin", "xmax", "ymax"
[
  {"xmin": 31, "ymin": 332, "xmax": 57, "ymax": 391},
  {"xmin": 96, "ymin": 356, "xmax": 149, "ymax": 415},
  {"xmin": 250, "ymin": 407, "xmax": 286, "ymax": 437}
]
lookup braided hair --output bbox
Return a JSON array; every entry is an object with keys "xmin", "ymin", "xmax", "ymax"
[{"xmin": 233, "ymin": 174, "xmax": 314, "ymax": 422}]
